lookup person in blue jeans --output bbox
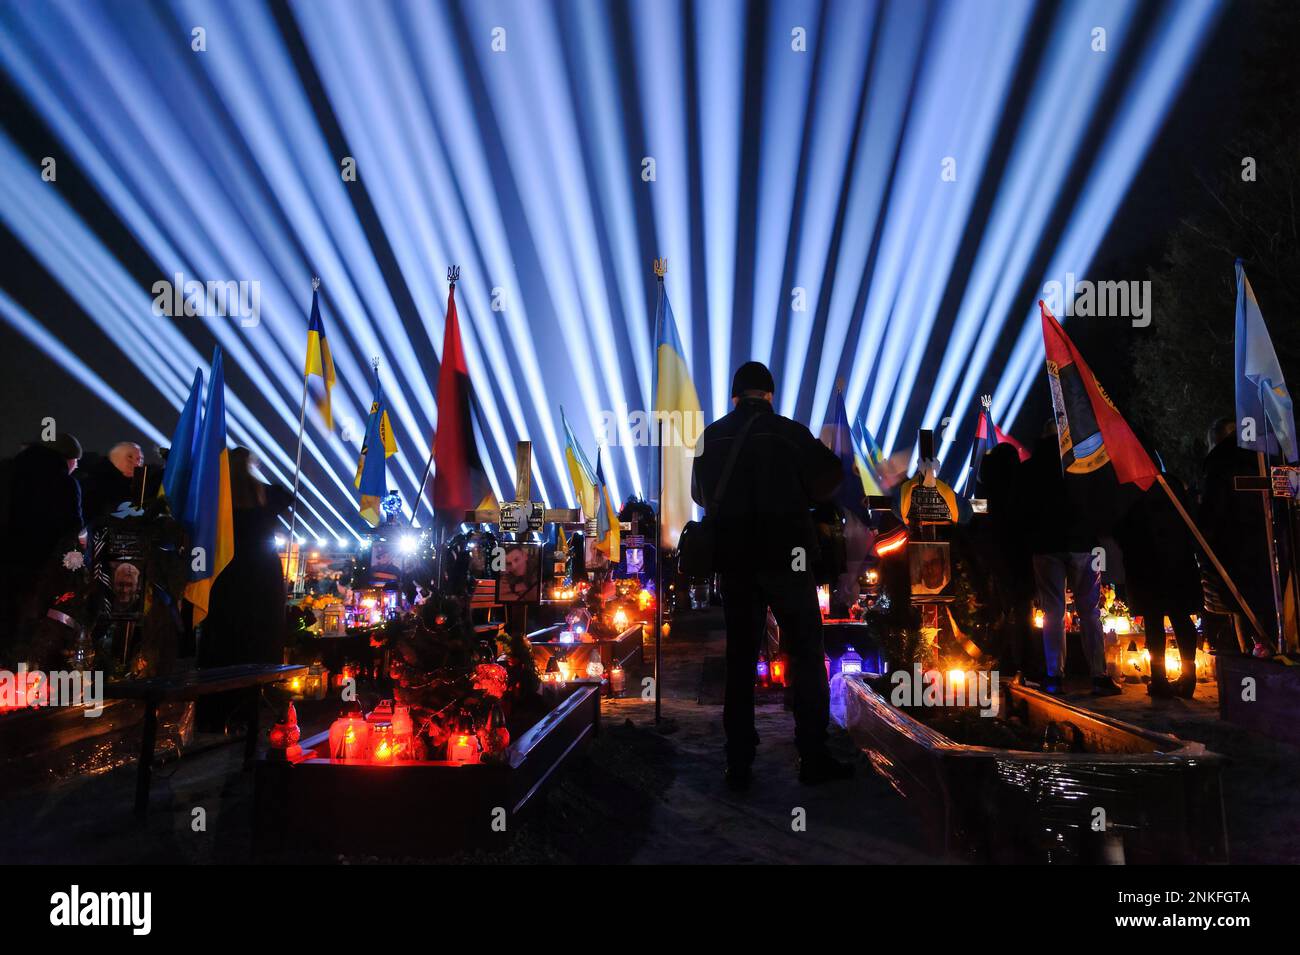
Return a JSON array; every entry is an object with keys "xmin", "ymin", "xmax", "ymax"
[
  {"xmin": 1023, "ymin": 424, "xmax": 1123, "ymax": 696},
  {"xmin": 1032, "ymin": 551, "xmax": 1115, "ymax": 694}
]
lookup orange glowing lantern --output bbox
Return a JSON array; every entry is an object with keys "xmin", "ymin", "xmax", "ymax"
[
  {"xmin": 1033, "ymin": 608, "xmax": 1045, "ymax": 629},
  {"xmin": 1123, "ymin": 641, "xmax": 1146, "ymax": 682},
  {"xmin": 609, "ymin": 662, "xmax": 626, "ymax": 697},
  {"xmin": 447, "ymin": 732, "xmax": 482, "ymax": 764},
  {"xmin": 391, "ymin": 705, "xmax": 413, "ymax": 758},
  {"xmin": 612, "ymin": 608, "xmax": 630, "ymax": 632},
  {"xmin": 370, "ymin": 721, "xmax": 395, "ymax": 763},
  {"xmin": 328, "ymin": 707, "xmax": 372, "ymax": 760},
  {"xmin": 268, "ymin": 703, "xmax": 302, "ymax": 759},
  {"xmin": 770, "ymin": 657, "xmax": 786, "ymax": 687},
  {"xmin": 586, "ymin": 653, "xmax": 606, "ymax": 679}
]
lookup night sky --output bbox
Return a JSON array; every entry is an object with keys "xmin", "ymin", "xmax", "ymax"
[{"xmin": 0, "ymin": 0, "xmax": 1252, "ymax": 535}]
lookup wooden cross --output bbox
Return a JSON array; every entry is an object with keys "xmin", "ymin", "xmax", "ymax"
[{"xmin": 464, "ymin": 440, "xmax": 583, "ymax": 533}]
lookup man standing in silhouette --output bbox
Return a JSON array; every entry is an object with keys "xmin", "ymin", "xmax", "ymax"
[{"xmin": 692, "ymin": 361, "xmax": 851, "ymax": 789}]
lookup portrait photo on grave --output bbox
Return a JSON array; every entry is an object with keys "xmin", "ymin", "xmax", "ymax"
[{"xmin": 497, "ymin": 541, "xmax": 543, "ymax": 603}]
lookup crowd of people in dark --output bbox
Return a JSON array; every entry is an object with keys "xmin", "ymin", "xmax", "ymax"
[
  {"xmin": 0, "ymin": 433, "xmax": 293, "ymax": 688},
  {"xmin": 978, "ymin": 414, "xmax": 1280, "ymax": 700}
]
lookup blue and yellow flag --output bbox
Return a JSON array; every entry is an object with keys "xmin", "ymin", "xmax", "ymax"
[
  {"xmin": 651, "ymin": 269, "xmax": 703, "ymax": 550},
  {"xmin": 304, "ymin": 284, "xmax": 336, "ymax": 430},
  {"xmin": 163, "ymin": 367, "xmax": 203, "ymax": 520},
  {"xmin": 561, "ymin": 405, "xmax": 598, "ymax": 519},
  {"xmin": 595, "ymin": 446, "xmax": 620, "ymax": 559},
  {"xmin": 354, "ymin": 366, "xmax": 397, "ymax": 526},
  {"xmin": 1235, "ymin": 259, "xmax": 1297, "ymax": 463},
  {"xmin": 821, "ymin": 386, "xmax": 872, "ymax": 519},
  {"xmin": 182, "ymin": 348, "xmax": 234, "ymax": 625},
  {"xmin": 851, "ymin": 415, "xmax": 885, "ymax": 496}
]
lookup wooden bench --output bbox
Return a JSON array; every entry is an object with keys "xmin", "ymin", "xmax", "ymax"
[{"xmin": 102, "ymin": 663, "xmax": 306, "ymax": 815}]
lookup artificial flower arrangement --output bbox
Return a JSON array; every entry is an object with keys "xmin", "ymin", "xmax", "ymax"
[{"xmin": 363, "ymin": 588, "xmax": 543, "ymax": 762}]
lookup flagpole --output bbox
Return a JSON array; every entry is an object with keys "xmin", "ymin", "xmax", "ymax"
[
  {"xmin": 652, "ymin": 260, "xmax": 665, "ymax": 726},
  {"xmin": 413, "ymin": 266, "xmax": 460, "ymax": 529},
  {"xmin": 1258, "ymin": 399, "xmax": 1287, "ymax": 653},
  {"xmin": 1156, "ymin": 473, "xmax": 1269, "ymax": 646},
  {"xmin": 655, "ymin": 418, "xmax": 664, "ymax": 725},
  {"xmin": 284, "ymin": 277, "xmax": 317, "ymax": 595}
]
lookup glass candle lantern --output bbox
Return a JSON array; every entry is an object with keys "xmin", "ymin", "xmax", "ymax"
[
  {"xmin": 609, "ymin": 663, "xmax": 626, "ymax": 697},
  {"xmin": 391, "ymin": 705, "xmax": 414, "ymax": 759},
  {"xmin": 370, "ymin": 721, "xmax": 396, "ymax": 763},
  {"xmin": 328, "ymin": 712, "xmax": 372, "ymax": 760},
  {"xmin": 446, "ymin": 731, "xmax": 482, "ymax": 764},
  {"xmin": 840, "ymin": 646, "xmax": 864, "ymax": 676}
]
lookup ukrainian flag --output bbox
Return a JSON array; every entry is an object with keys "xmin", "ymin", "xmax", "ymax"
[
  {"xmin": 595, "ymin": 447, "xmax": 620, "ymax": 559},
  {"xmin": 851, "ymin": 415, "xmax": 886, "ymax": 496},
  {"xmin": 561, "ymin": 405, "xmax": 598, "ymax": 520},
  {"xmin": 163, "ymin": 367, "xmax": 203, "ymax": 520},
  {"xmin": 652, "ymin": 274, "xmax": 703, "ymax": 550},
  {"xmin": 304, "ymin": 285, "xmax": 336, "ymax": 430},
  {"xmin": 182, "ymin": 348, "xmax": 234, "ymax": 625},
  {"xmin": 354, "ymin": 367, "xmax": 398, "ymax": 526}
]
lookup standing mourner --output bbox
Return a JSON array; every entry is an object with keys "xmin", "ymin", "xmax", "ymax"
[
  {"xmin": 1200, "ymin": 416, "xmax": 1275, "ymax": 654},
  {"xmin": 79, "ymin": 441, "xmax": 143, "ymax": 522},
  {"xmin": 195, "ymin": 449, "xmax": 292, "ymax": 732},
  {"xmin": 691, "ymin": 361, "xmax": 849, "ymax": 789},
  {"xmin": 1023, "ymin": 422, "xmax": 1123, "ymax": 696},
  {"xmin": 1116, "ymin": 467, "xmax": 1203, "ymax": 698},
  {"xmin": 0, "ymin": 434, "xmax": 84, "ymax": 658}
]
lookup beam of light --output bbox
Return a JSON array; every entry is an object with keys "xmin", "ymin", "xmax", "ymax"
[
  {"xmin": 927, "ymin": 0, "xmax": 1139, "ymax": 478},
  {"xmin": 462, "ymin": 0, "xmax": 643, "ymax": 504},
  {"xmin": 876, "ymin": 0, "xmax": 1032, "ymax": 453},
  {"xmin": 695, "ymin": 0, "xmax": 746, "ymax": 421},
  {"xmin": 749, "ymin": 0, "xmax": 818, "ymax": 371},
  {"xmin": 852, "ymin": 0, "xmax": 1034, "ymax": 446},
  {"xmin": 807, "ymin": 0, "xmax": 926, "ymax": 429},
  {"xmin": 994, "ymin": 0, "xmax": 1224, "ymax": 440},
  {"xmin": 0, "ymin": 288, "xmax": 167, "ymax": 448},
  {"xmin": 777, "ymin": 0, "xmax": 875, "ymax": 420},
  {"xmin": 0, "ymin": 121, "xmax": 352, "ymax": 540},
  {"xmin": 0, "ymin": 0, "xmax": 1225, "ymax": 531}
]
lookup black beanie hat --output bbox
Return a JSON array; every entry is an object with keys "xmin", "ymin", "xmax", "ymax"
[{"xmin": 731, "ymin": 361, "xmax": 775, "ymax": 398}]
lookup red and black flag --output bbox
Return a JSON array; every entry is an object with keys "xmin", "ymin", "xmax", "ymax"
[
  {"xmin": 965, "ymin": 395, "xmax": 1029, "ymax": 495},
  {"xmin": 1039, "ymin": 300, "xmax": 1157, "ymax": 490},
  {"xmin": 430, "ymin": 272, "xmax": 490, "ymax": 523}
]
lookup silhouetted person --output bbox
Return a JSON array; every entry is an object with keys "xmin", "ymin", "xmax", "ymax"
[
  {"xmin": 978, "ymin": 441, "xmax": 1035, "ymax": 675},
  {"xmin": 1200, "ymin": 416, "xmax": 1275, "ymax": 653},
  {"xmin": 197, "ymin": 449, "xmax": 292, "ymax": 732},
  {"xmin": 0, "ymin": 434, "xmax": 83, "ymax": 659},
  {"xmin": 79, "ymin": 441, "xmax": 143, "ymax": 522},
  {"xmin": 1024, "ymin": 421, "xmax": 1122, "ymax": 696},
  {"xmin": 1116, "ymin": 468, "xmax": 1203, "ymax": 698},
  {"xmin": 691, "ymin": 361, "xmax": 849, "ymax": 789}
]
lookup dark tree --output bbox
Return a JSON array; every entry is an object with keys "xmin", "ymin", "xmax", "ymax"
[{"xmin": 1130, "ymin": 0, "xmax": 1300, "ymax": 481}]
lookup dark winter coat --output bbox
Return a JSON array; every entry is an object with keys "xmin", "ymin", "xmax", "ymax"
[
  {"xmin": 691, "ymin": 396, "xmax": 843, "ymax": 575},
  {"xmin": 1022, "ymin": 435, "xmax": 1100, "ymax": 554},
  {"xmin": 1114, "ymin": 476, "xmax": 1202, "ymax": 614},
  {"xmin": 78, "ymin": 455, "xmax": 133, "ymax": 524}
]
